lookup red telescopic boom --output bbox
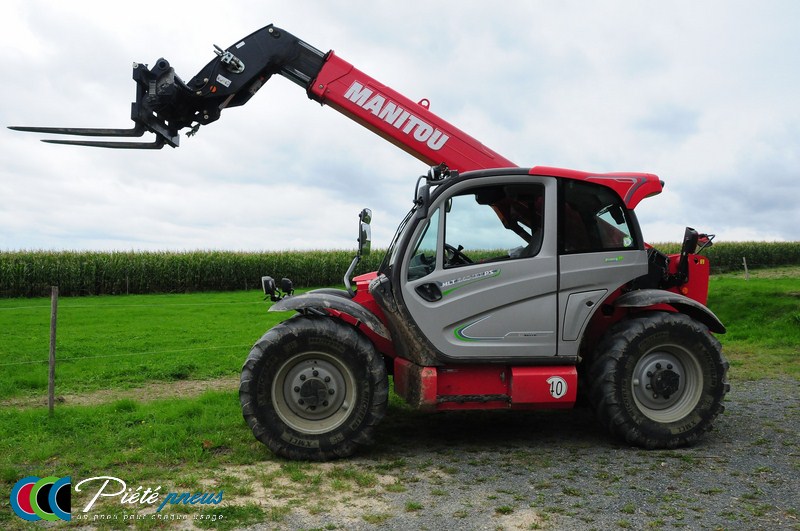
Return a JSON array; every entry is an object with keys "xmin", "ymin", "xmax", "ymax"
[
  {"xmin": 9, "ymin": 24, "xmax": 515, "ymax": 172},
  {"xmin": 308, "ymin": 52, "xmax": 515, "ymax": 171}
]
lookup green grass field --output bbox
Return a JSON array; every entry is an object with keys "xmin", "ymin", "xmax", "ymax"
[
  {"xmin": 707, "ymin": 266, "xmax": 800, "ymax": 379},
  {"xmin": 0, "ymin": 291, "xmax": 292, "ymax": 400},
  {"xmin": 0, "ymin": 268, "xmax": 796, "ymax": 401},
  {"xmin": 0, "ymin": 268, "xmax": 797, "ymax": 529}
]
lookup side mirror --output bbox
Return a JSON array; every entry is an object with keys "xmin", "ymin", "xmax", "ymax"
[
  {"xmin": 358, "ymin": 208, "xmax": 372, "ymax": 256},
  {"xmin": 345, "ymin": 208, "xmax": 373, "ymax": 296},
  {"xmin": 680, "ymin": 227, "xmax": 700, "ymax": 256},
  {"xmin": 359, "ymin": 222, "xmax": 372, "ymax": 256},
  {"xmin": 675, "ymin": 227, "xmax": 700, "ymax": 284}
]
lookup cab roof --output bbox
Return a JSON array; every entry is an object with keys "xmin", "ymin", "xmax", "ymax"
[{"xmin": 529, "ymin": 166, "xmax": 664, "ymax": 209}]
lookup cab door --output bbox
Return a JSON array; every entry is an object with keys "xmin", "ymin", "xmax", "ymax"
[
  {"xmin": 400, "ymin": 176, "xmax": 559, "ymax": 362},
  {"xmin": 556, "ymin": 179, "xmax": 649, "ymax": 359}
]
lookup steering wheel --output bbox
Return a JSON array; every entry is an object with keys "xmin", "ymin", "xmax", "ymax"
[{"xmin": 444, "ymin": 243, "xmax": 473, "ymax": 265}]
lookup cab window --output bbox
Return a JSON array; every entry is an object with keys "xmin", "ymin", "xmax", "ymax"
[
  {"xmin": 561, "ymin": 180, "xmax": 637, "ymax": 253},
  {"xmin": 443, "ymin": 184, "xmax": 545, "ymax": 268},
  {"xmin": 407, "ymin": 208, "xmax": 440, "ymax": 281}
]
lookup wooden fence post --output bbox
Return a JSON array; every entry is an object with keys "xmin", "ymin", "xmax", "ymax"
[
  {"xmin": 49, "ymin": 286, "xmax": 58, "ymax": 415},
  {"xmin": 742, "ymin": 256, "xmax": 749, "ymax": 281}
]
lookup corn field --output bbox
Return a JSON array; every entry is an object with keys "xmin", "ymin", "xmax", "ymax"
[
  {"xmin": 0, "ymin": 242, "xmax": 797, "ymax": 297},
  {"xmin": 649, "ymin": 241, "xmax": 800, "ymax": 272},
  {"xmin": 0, "ymin": 250, "xmax": 384, "ymax": 297}
]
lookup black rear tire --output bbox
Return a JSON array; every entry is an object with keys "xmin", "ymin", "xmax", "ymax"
[
  {"xmin": 590, "ymin": 312, "xmax": 729, "ymax": 449},
  {"xmin": 240, "ymin": 316, "xmax": 388, "ymax": 460}
]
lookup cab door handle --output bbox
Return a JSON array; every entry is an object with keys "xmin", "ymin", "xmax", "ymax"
[{"xmin": 415, "ymin": 283, "xmax": 442, "ymax": 302}]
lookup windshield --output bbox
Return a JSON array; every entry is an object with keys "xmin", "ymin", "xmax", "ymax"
[{"xmin": 379, "ymin": 206, "xmax": 417, "ymax": 274}]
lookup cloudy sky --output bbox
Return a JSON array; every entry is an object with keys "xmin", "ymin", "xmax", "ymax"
[{"xmin": 2, "ymin": 1, "xmax": 798, "ymax": 251}]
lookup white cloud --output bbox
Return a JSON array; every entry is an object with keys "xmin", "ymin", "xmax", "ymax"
[{"xmin": 1, "ymin": 0, "xmax": 798, "ymax": 252}]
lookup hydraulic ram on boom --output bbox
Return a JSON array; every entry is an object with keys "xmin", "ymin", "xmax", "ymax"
[{"xmin": 10, "ymin": 24, "xmax": 515, "ymax": 172}]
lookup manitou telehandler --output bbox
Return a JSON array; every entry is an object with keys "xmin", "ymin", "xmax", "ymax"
[{"xmin": 12, "ymin": 23, "xmax": 729, "ymax": 460}]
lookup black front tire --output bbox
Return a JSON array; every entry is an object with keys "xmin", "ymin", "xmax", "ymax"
[
  {"xmin": 590, "ymin": 312, "xmax": 730, "ymax": 449},
  {"xmin": 240, "ymin": 316, "xmax": 388, "ymax": 460}
]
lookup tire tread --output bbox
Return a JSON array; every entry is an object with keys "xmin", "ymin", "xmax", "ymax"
[
  {"xmin": 589, "ymin": 312, "xmax": 729, "ymax": 449},
  {"xmin": 240, "ymin": 315, "xmax": 388, "ymax": 461}
]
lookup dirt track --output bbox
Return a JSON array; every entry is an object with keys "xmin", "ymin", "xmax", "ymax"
[
  {"xmin": 11, "ymin": 376, "xmax": 796, "ymax": 529},
  {"xmin": 0, "ymin": 375, "xmax": 240, "ymax": 408},
  {"xmin": 245, "ymin": 378, "xmax": 799, "ymax": 531}
]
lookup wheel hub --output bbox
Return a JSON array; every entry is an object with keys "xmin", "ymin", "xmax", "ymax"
[
  {"xmin": 650, "ymin": 366, "xmax": 680, "ymax": 399},
  {"xmin": 298, "ymin": 378, "xmax": 329, "ymax": 407},
  {"xmin": 279, "ymin": 356, "xmax": 349, "ymax": 425},
  {"xmin": 632, "ymin": 351, "xmax": 686, "ymax": 411},
  {"xmin": 629, "ymin": 343, "xmax": 707, "ymax": 424}
]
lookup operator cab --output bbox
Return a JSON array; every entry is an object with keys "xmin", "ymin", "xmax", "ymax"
[{"xmin": 371, "ymin": 166, "xmax": 649, "ymax": 366}]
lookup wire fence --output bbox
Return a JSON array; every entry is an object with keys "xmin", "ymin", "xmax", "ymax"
[
  {"xmin": 0, "ymin": 344, "xmax": 253, "ymax": 367},
  {"xmin": 0, "ymin": 292, "xmax": 270, "ymax": 408}
]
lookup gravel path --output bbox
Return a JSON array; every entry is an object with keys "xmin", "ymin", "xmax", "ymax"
[{"xmin": 249, "ymin": 378, "xmax": 799, "ymax": 531}]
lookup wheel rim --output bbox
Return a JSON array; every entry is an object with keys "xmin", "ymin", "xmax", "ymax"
[
  {"xmin": 631, "ymin": 344, "xmax": 703, "ymax": 423},
  {"xmin": 272, "ymin": 351, "xmax": 357, "ymax": 434}
]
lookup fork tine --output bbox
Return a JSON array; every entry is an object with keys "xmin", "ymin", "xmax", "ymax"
[
  {"xmin": 41, "ymin": 136, "xmax": 165, "ymax": 149},
  {"xmin": 8, "ymin": 124, "xmax": 146, "ymax": 137}
]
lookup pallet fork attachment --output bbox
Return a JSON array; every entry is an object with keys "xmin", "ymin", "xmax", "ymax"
[
  {"xmin": 8, "ymin": 59, "xmax": 190, "ymax": 149},
  {"xmin": 9, "ymin": 25, "xmax": 325, "ymax": 149},
  {"xmin": 8, "ymin": 123, "xmax": 163, "ymax": 149}
]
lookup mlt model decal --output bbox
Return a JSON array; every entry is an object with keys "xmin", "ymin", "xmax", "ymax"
[
  {"xmin": 439, "ymin": 269, "xmax": 500, "ymax": 296},
  {"xmin": 344, "ymin": 81, "xmax": 450, "ymax": 151}
]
